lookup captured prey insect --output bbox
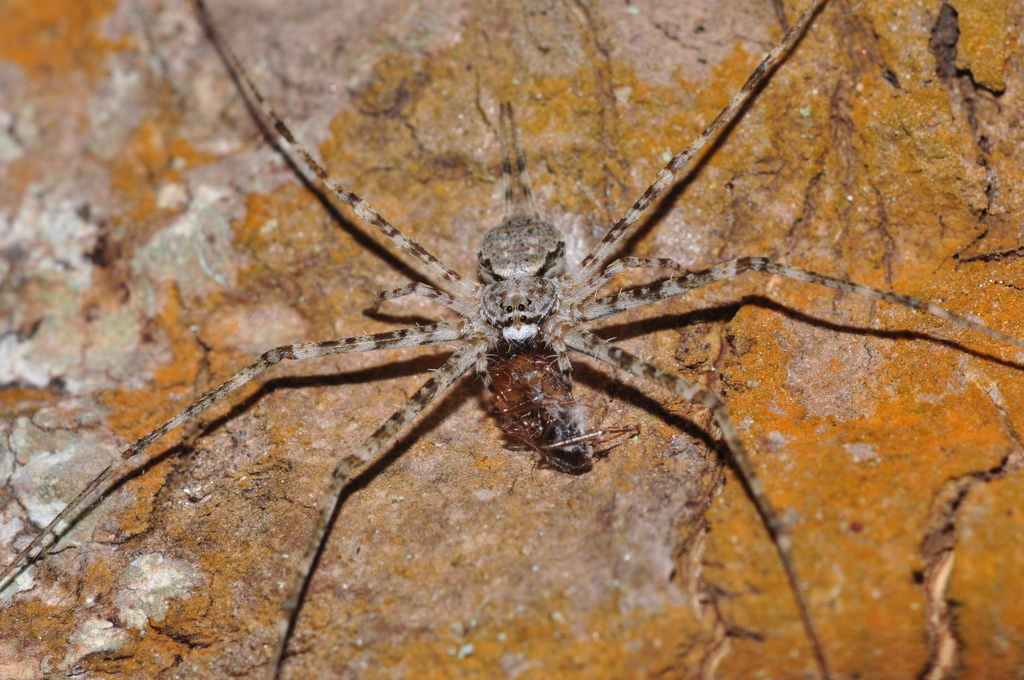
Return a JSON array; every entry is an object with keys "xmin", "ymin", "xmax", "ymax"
[
  {"xmin": 489, "ymin": 349, "xmax": 638, "ymax": 473},
  {"xmin": 3, "ymin": 0, "xmax": 1024, "ymax": 678}
]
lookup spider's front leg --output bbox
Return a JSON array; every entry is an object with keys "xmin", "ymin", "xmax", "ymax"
[
  {"xmin": 0, "ymin": 323, "xmax": 462, "ymax": 595},
  {"xmin": 581, "ymin": 256, "xmax": 1024, "ymax": 355}
]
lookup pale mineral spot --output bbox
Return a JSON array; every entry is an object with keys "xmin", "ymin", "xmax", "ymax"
[
  {"xmin": 64, "ymin": 617, "xmax": 128, "ymax": 666},
  {"xmin": 156, "ymin": 182, "xmax": 189, "ymax": 211},
  {"xmin": 8, "ymin": 414, "xmax": 118, "ymax": 528},
  {"xmin": 115, "ymin": 552, "xmax": 201, "ymax": 629},
  {"xmin": 843, "ymin": 442, "xmax": 880, "ymax": 464},
  {"xmin": 132, "ymin": 184, "xmax": 236, "ymax": 308}
]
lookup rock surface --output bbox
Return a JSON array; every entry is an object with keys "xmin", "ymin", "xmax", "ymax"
[{"xmin": 1, "ymin": 0, "xmax": 1023, "ymax": 678}]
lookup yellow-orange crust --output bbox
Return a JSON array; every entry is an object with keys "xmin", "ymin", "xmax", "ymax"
[{"xmin": 1, "ymin": 0, "xmax": 1023, "ymax": 678}]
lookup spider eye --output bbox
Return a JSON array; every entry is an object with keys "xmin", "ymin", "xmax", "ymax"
[
  {"xmin": 520, "ymin": 315, "xmax": 527, "ymax": 322},
  {"xmin": 518, "ymin": 304, "xmax": 526, "ymax": 311},
  {"xmin": 505, "ymin": 305, "xmax": 513, "ymax": 313}
]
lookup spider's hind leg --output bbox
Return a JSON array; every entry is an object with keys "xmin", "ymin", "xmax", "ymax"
[{"xmin": 566, "ymin": 327, "xmax": 832, "ymax": 680}]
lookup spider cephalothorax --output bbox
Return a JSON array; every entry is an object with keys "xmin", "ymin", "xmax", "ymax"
[{"xmin": 479, "ymin": 276, "xmax": 560, "ymax": 343}]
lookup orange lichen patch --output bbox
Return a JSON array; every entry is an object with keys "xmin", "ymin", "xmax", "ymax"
[
  {"xmin": 166, "ymin": 135, "xmax": 220, "ymax": 172},
  {"xmin": 109, "ymin": 116, "xmax": 188, "ymax": 231},
  {"xmin": 142, "ymin": 288, "xmax": 206, "ymax": 391},
  {"xmin": 233, "ymin": 187, "xmax": 360, "ymax": 278},
  {"xmin": 100, "ymin": 286, "xmax": 206, "ymax": 443},
  {"xmin": 842, "ymin": 80, "xmax": 980, "ymax": 280},
  {"xmin": 948, "ymin": 0, "xmax": 1010, "ymax": 92},
  {"xmin": 0, "ymin": 386, "xmax": 61, "ymax": 418},
  {"xmin": 953, "ymin": 467, "xmax": 1024, "ymax": 674},
  {"xmin": 111, "ymin": 122, "xmax": 219, "ymax": 203},
  {"xmin": 705, "ymin": 251, "xmax": 1024, "ymax": 676},
  {"xmin": 329, "ymin": 607, "xmax": 709, "ymax": 680},
  {"xmin": 230, "ymin": 184, "xmax": 401, "ymax": 347},
  {"xmin": 0, "ymin": 0, "xmax": 123, "ymax": 79}
]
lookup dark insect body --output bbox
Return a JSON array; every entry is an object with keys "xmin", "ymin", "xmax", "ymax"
[{"xmin": 489, "ymin": 349, "xmax": 638, "ymax": 473}]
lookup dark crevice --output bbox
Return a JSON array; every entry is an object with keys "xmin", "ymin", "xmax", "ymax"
[
  {"xmin": 917, "ymin": 440, "xmax": 1024, "ymax": 680},
  {"xmin": 929, "ymin": 4, "xmax": 960, "ymax": 82},
  {"xmin": 155, "ymin": 625, "xmax": 216, "ymax": 650},
  {"xmin": 955, "ymin": 245, "xmax": 1024, "ymax": 264}
]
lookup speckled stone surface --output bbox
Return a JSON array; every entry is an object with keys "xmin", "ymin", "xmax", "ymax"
[{"xmin": 1, "ymin": 0, "xmax": 1024, "ymax": 678}]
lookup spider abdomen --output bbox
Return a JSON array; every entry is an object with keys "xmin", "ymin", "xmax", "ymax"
[{"xmin": 478, "ymin": 217, "xmax": 566, "ymax": 282}]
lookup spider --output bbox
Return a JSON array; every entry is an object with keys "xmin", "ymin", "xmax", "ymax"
[{"xmin": 2, "ymin": 0, "xmax": 1024, "ymax": 675}]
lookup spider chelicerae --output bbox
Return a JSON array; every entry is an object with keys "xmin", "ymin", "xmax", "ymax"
[{"xmin": 3, "ymin": 0, "xmax": 1024, "ymax": 678}]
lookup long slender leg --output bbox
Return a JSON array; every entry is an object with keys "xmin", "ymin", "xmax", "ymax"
[
  {"xmin": 375, "ymin": 282, "xmax": 477, "ymax": 316},
  {"xmin": 569, "ymin": 0, "xmax": 830, "ymax": 288},
  {"xmin": 573, "ymin": 256, "xmax": 684, "ymax": 300},
  {"xmin": 533, "ymin": 422, "xmax": 639, "ymax": 453},
  {"xmin": 565, "ymin": 327, "xmax": 832, "ymax": 680},
  {"xmin": 270, "ymin": 342, "xmax": 481, "ymax": 678},
  {"xmin": 0, "ymin": 323, "xmax": 462, "ymax": 591},
  {"xmin": 580, "ymin": 255, "xmax": 1024, "ymax": 353},
  {"xmin": 192, "ymin": 0, "xmax": 477, "ymax": 297},
  {"xmin": 497, "ymin": 102, "xmax": 541, "ymax": 221}
]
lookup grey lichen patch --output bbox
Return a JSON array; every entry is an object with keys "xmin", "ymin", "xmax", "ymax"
[
  {"xmin": 81, "ymin": 304, "xmax": 148, "ymax": 387},
  {"xmin": 87, "ymin": 58, "xmax": 147, "ymax": 161},
  {"xmin": 5, "ymin": 403, "xmax": 119, "ymax": 530},
  {"xmin": 782, "ymin": 319, "xmax": 878, "ymax": 421},
  {"xmin": 0, "ymin": 566, "xmax": 33, "ymax": 599},
  {"xmin": 0, "ymin": 181, "xmax": 154, "ymax": 393},
  {"xmin": 0, "ymin": 184, "xmax": 99, "ymax": 289},
  {"xmin": 63, "ymin": 617, "xmax": 130, "ymax": 667},
  {"xmin": 130, "ymin": 184, "xmax": 239, "ymax": 315},
  {"xmin": 844, "ymin": 442, "xmax": 880, "ymax": 464},
  {"xmin": 115, "ymin": 552, "xmax": 202, "ymax": 629}
]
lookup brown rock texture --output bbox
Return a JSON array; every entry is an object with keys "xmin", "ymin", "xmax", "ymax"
[{"xmin": 2, "ymin": 0, "xmax": 1023, "ymax": 678}]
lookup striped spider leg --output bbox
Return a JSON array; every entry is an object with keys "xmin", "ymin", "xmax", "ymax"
[{"xmin": 0, "ymin": 322, "xmax": 469, "ymax": 589}]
